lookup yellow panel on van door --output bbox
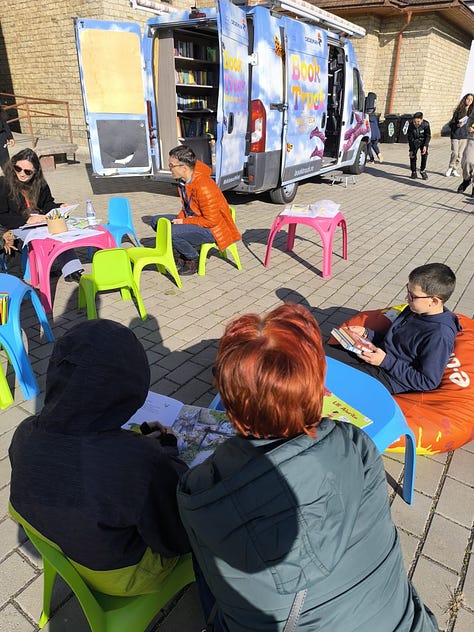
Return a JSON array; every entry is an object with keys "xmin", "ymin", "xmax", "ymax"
[{"xmin": 79, "ymin": 30, "xmax": 145, "ymax": 115}]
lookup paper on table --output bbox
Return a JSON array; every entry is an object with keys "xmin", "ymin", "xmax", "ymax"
[
  {"xmin": 17, "ymin": 226, "xmax": 104, "ymax": 246},
  {"xmin": 281, "ymin": 199, "xmax": 340, "ymax": 218}
]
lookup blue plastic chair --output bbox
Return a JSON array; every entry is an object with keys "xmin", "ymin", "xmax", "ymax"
[
  {"xmin": 209, "ymin": 356, "xmax": 416, "ymax": 505},
  {"xmin": 0, "ymin": 273, "xmax": 54, "ymax": 400},
  {"xmin": 0, "ymin": 247, "xmax": 30, "ymax": 281},
  {"xmin": 105, "ymin": 197, "xmax": 141, "ymax": 248},
  {"xmin": 324, "ymin": 356, "xmax": 416, "ymax": 505}
]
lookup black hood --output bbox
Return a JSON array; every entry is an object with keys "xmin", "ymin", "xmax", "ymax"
[{"xmin": 37, "ymin": 319, "xmax": 150, "ymax": 434}]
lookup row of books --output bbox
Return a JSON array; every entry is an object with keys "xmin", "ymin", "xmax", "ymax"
[
  {"xmin": 175, "ymin": 69, "xmax": 216, "ymax": 86},
  {"xmin": 177, "ymin": 95, "xmax": 215, "ymax": 110},
  {"xmin": 0, "ymin": 292, "xmax": 8, "ymax": 325},
  {"xmin": 174, "ymin": 41, "xmax": 218, "ymax": 62},
  {"xmin": 177, "ymin": 116, "xmax": 217, "ymax": 138}
]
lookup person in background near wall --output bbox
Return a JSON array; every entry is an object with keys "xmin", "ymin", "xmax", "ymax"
[
  {"xmin": 0, "ymin": 106, "xmax": 15, "ymax": 167},
  {"xmin": 367, "ymin": 111, "xmax": 383, "ymax": 163},
  {"xmin": 407, "ymin": 112, "xmax": 431, "ymax": 180},
  {"xmin": 457, "ymin": 118, "xmax": 474, "ymax": 196},
  {"xmin": 0, "ymin": 148, "xmax": 84, "ymax": 282},
  {"xmin": 151, "ymin": 145, "xmax": 241, "ymax": 276},
  {"xmin": 446, "ymin": 93, "xmax": 473, "ymax": 177}
]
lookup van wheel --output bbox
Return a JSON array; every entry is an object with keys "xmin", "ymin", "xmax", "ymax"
[
  {"xmin": 346, "ymin": 141, "xmax": 367, "ymax": 175},
  {"xmin": 268, "ymin": 182, "xmax": 298, "ymax": 204}
]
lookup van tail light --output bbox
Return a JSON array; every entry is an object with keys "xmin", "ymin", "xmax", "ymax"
[{"xmin": 250, "ymin": 99, "xmax": 266, "ymax": 153}]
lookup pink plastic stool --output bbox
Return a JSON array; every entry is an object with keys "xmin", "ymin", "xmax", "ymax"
[{"xmin": 264, "ymin": 211, "xmax": 348, "ymax": 278}]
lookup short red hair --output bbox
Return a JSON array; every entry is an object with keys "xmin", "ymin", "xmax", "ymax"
[{"xmin": 215, "ymin": 303, "xmax": 326, "ymax": 439}]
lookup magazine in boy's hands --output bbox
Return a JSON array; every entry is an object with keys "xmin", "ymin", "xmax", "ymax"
[{"xmin": 331, "ymin": 327, "xmax": 376, "ymax": 355}]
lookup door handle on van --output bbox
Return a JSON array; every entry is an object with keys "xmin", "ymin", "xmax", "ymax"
[
  {"xmin": 270, "ymin": 103, "xmax": 287, "ymax": 112},
  {"xmin": 227, "ymin": 112, "xmax": 234, "ymax": 134}
]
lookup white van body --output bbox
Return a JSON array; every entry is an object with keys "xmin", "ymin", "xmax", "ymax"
[{"xmin": 74, "ymin": 0, "xmax": 369, "ymax": 202}]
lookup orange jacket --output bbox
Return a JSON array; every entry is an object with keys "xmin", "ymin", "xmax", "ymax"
[{"xmin": 176, "ymin": 161, "xmax": 241, "ymax": 251}]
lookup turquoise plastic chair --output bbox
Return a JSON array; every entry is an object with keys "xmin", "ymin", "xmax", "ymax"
[
  {"xmin": 324, "ymin": 356, "xmax": 416, "ymax": 505},
  {"xmin": 78, "ymin": 249, "xmax": 147, "ymax": 320},
  {"xmin": 209, "ymin": 356, "xmax": 416, "ymax": 505},
  {"xmin": 105, "ymin": 197, "xmax": 141, "ymax": 247},
  {"xmin": 197, "ymin": 207, "xmax": 242, "ymax": 276},
  {"xmin": 0, "ymin": 273, "xmax": 54, "ymax": 400},
  {"xmin": 0, "ymin": 247, "xmax": 30, "ymax": 280},
  {"xmin": 9, "ymin": 503, "xmax": 195, "ymax": 632}
]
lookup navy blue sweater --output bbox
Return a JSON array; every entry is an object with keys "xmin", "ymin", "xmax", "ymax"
[{"xmin": 368, "ymin": 306, "xmax": 461, "ymax": 394}]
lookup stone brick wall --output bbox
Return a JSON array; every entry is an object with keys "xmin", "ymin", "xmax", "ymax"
[{"xmin": 347, "ymin": 13, "xmax": 471, "ymax": 137}]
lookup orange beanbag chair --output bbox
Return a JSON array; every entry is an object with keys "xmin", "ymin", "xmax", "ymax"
[{"xmin": 335, "ymin": 307, "xmax": 474, "ymax": 455}]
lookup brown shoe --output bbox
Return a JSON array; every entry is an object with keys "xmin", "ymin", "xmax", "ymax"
[{"xmin": 180, "ymin": 259, "xmax": 198, "ymax": 276}]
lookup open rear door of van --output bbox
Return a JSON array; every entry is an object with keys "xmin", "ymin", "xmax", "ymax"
[
  {"xmin": 215, "ymin": 0, "xmax": 249, "ymax": 191},
  {"xmin": 74, "ymin": 19, "xmax": 152, "ymax": 176}
]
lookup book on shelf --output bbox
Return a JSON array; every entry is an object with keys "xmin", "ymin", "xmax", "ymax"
[
  {"xmin": 0, "ymin": 292, "xmax": 8, "ymax": 325},
  {"xmin": 122, "ymin": 388, "xmax": 373, "ymax": 468},
  {"xmin": 330, "ymin": 328, "xmax": 376, "ymax": 355}
]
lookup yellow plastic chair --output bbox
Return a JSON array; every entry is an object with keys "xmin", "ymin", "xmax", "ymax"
[
  {"xmin": 0, "ymin": 365, "xmax": 13, "ymax": 409},
  {"xmin": 198, "ymin": 206, "xmax": 242, "ymax": 276},
  {"xmin": 78, "ymin": 249, "xmax": 147, "ymax": 320},
  {"xmin": 126, "ymin": 217, "xmax": 182, "ymax": 289},
  {"xmin": 9, "ymin": 503, "xmax": 195, "ymax": 632}
]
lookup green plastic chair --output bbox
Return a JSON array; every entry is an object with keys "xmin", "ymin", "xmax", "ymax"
[
  {"xmin": 9, "ymin": 503, "xmax": 195, "ymax": 632},
  {"xmin": 198, "ymin": 207, "xmax": 242, "ymax": 276},
  {"xmin": 78, "ymin": 249, "xmax": 147, "ymax": 320},
  {"xmin": 0, "ymin": 364, "xmax": 13, "ymax": 409},
  {"xmin": 127, "ymin": 218, "xmax": 182, "ymax": 290}
]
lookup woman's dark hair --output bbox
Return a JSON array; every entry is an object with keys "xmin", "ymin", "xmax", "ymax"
[
  {"xmin": 453, "ymin": 94, "xmax": 474, "ymax": 120},
  {"xmin": 3, "ymin": 148, "xmax": 46, "ymax": 210}
]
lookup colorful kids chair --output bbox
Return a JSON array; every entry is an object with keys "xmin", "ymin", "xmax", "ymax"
[
  {"xmin": 9, "ymin": 503, "xmax": 195, "ymax": 632},
  {"xmin": 0, "ymin": 273, "xmax": 54, "ymax": 400},
  {"xmin": 105, "ymin": 197, "xmax": 141, "ymax": 247},
  {"xmin": 197, "ymin": 207, "xmax": 242, "ymax": 276},
  {"xmin": 126, "ymin": 217, "xmax": 182, "ymax": 289},
  {"xmin": 78, "ymin": 249, "xmax": 147, "ymax": 320}
]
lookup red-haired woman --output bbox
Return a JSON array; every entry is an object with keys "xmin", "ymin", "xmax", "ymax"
[{"xmin": 178, "ymin": 304, "xmax": 438, "ymax": 631}]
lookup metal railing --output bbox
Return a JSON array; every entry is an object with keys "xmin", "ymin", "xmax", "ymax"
[{"xmin": 0, "ymin": 92, "xmax": 74, "ymax": 147}]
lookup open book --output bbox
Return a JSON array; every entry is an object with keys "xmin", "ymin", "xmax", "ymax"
[
  {"xmin": 122, "ymin": 390, "xmax": 373, "ymax": 467},
  {"xmin": 331, "ymin": 327, "xmax": 376, "ymax": 355}
]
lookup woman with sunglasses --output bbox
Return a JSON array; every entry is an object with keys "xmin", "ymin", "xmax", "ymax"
[{"xmin": 0, "ymin": 148, "xmax": 83, "ymax": 282}]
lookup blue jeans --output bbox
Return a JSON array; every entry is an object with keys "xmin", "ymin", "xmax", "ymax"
[{"xmin": 151, "ymin": 214, "xmax": 213, "ymax": 261}]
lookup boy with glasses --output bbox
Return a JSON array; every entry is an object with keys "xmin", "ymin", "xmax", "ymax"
[
  {"xmin": 325, "ymin": 263, "xmax": 461, "ymax": 393},
  {"xmin": 151, "ymin": 146, "xmax": 240, "ymax": 275}
]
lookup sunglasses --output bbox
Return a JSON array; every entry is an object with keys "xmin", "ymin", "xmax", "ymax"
[{"xmin": 14, "ymin": 165, "xmax": 35, "ymax": 176}]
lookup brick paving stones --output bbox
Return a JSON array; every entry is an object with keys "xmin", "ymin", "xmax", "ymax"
[{"xmin": 0, "ymin": 138, "xmax": 473, "ymax": 631}]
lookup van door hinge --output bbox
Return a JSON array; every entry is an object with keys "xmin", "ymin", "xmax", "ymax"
[{"xmin": 248, "ymin": 52, "xmax": 258, "ymax": 66}]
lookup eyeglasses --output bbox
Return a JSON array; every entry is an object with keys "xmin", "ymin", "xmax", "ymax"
[
  {"xmin": 405, "ymin": 284, "xmax": 436, "ymax": 301},
  {"xmin": 168, "ymin": 162, "xmax": 185, "ymax": 169},
  {"xmin": 14, "ymin": 165, "xmax": 35, "ymax": 176}
]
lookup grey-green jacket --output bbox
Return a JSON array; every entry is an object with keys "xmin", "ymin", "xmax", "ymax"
[{"xmin": 178, "ymin": 418, "xmax": 438, "ymax": 631}]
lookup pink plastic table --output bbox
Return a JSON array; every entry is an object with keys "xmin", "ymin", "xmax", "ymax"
[
  {"xmin": 27, "ymin": 226, "xmax": 116, "ymax": 313},
  {"xmin": 264, "ymin": 211, "xmax": 348, "ymax": 278}
]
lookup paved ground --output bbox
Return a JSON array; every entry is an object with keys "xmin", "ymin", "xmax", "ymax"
[{"xmin": 0, "ymin": 138, "xmax": 473, "ymax": 631}]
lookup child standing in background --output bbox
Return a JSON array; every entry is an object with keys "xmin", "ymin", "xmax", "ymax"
[
  {"xmin": 367, "ymin": 112, "xmax": 383, "ymax": 163},
  {"xmin": 407, "ymin": 112, "xmax": 431, "ymax": 180}
]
